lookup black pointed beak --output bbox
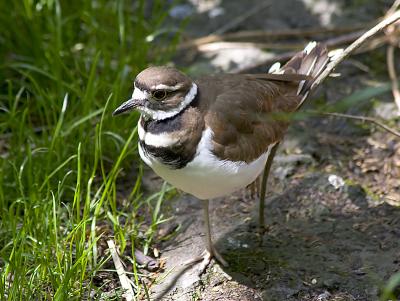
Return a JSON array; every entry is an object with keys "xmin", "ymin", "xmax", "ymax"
[{"xmin": 112, "ymin": 98, "xmax": 139, "ymax": 116}]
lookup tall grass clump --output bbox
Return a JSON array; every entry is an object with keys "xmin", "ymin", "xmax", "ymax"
[{"xmin": 0, "ymin": 0, "xmax": 180, "ymax": 299}]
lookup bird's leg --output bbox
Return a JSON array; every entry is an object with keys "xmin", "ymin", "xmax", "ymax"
[
  {"xmin": 259, "ymin": 143, "xmax": 279, "ymax": 234},
  {"xmin": 182, "ymin": 199, "xmax": 228, "ymax": 274},
  {"xmin": 202, "ymin": 199, "xmax": 228, "ymax": 267}
]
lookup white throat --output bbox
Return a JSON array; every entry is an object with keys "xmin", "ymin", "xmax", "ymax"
[{"xmin": 134, "ymin": 83, "xmax": 198, "ymax": 120}]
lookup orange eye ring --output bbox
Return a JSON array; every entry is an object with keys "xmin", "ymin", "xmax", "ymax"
[{"xmin": 152, "ymin": 90, "xmax": 167, "ymax": 101}]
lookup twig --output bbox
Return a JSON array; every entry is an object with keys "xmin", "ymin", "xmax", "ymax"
[
  {"xmin": 309, "ymin": 10, "xmax": 400, "ymax": 139},
  {"xmin": 134, "ymin": 249, "xmax": 159, "ymax": 272},
  {"xmin": 197, "ymin": 31, "xmax": 381, "ymax": 53},
  {"xmin": 179, "ymin": 25, "xmax": 368, "ymax": 50},
  {"xmin": 387, "ymin": 45, "xmax": 400, "ymax": 114},
  {"xmin": 316, "ymin": 112, "xmax": 400, "ymax": 138},
  {"xmin": 107, "ymin": 240, "xmax": 135, "ymax": 301},
  {"xmin": 385, "ymin": 1, "xmax": 400, "ymax": 114},
  {"xmin": 236, "ymin": 11, "xmax": 400, "ymax": 74},
  {"xmin": 311, "ymin": 10, "xmax": 400, "ymax": 89},
  {"xmin": 197, "ymin": 41, "xmax": 305, "ymax": 52},
  {"xmin": 387, "ymin": 0, "xmax": 400, "ymax": 16},
  {"xmin": 235, "ymin": 30, "xmax": 367, "ymax": 73},
  {"xmin": 211, "ymin": 2, "xmax": 271, "ymax": 35}
]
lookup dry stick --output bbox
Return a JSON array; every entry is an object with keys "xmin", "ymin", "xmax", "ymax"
[
  {"xmin": 309, "ymin": 11, "xmax": 400, "ymax": 139},
  {"xmin": 236, "ymin": 11, "xmax": 400, "ymax": 74},
  {"xmin": 387, "ymin": 0, "xmax": 400, "ymax": 15},
  {"xmin": 387, "ymin": 45, "xmax": 400, "ymax": 113},
  {"xmin": 107, "ymin": 240, "xmax": 135, "ymax": 301},
  {"xmin": 221, "ymin": 25, "xmax": 366, "ymax": 40},
  {"xmin": 318, "ymin": 112, "xmax": 400, "ymax": 139},
  {"xmin": 179, "ymin": 25, "xmax": 367, "ymax": 50},
  {"xmin": 311, "ymin": 10, "xmax": 400, "ymax": 89},
  {"xmin": 197, "ymin": 41, "xmax": 306, "ymax": 52},
  {"xmin": 197, "ymin": 31, "xmax": 374, "ymax": 52},
  {"xmin": 234, "ymin": 35, "xmax": 388, "ymax": 74},
  {"xmin": 235, "ymin": 30, "xmax": 367, "ymax": 73},
  {"xmin": 385, "ymin": 0, "xmax": 400, "ymax": 114}
]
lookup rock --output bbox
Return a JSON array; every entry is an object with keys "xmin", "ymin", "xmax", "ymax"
[
  {"xmin": 374, "ymin": 102, "xmax": 400, "ymax": 120},
  {"xmin": 328, "ymin": 174, "xmax": 345, "ymax": 189}
]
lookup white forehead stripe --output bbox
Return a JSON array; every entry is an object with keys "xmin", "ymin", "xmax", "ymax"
[
  {"xmin": 150, "ymin": 84, "xmax": 182, "ymax": 91},
  {"xmin": 132, "ymin": 87, "xmax": 149, "ymax": 100}
]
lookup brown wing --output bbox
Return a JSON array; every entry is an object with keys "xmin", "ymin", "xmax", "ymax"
[
  {"xmin": 200, "ymin": 43, "xmax": 330, "ymax": 163},
  {"xmin": 202, "ymin": 76, "xmax": 301, "ymax": 163}
]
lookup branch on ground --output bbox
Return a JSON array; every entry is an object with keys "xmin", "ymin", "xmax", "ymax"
[
  {"xmin": 385, "ymin": 0, "xmax": 400, "ymax": 114},
  {"xmin": 107, "ymin": 240, "xmax": 135, "ymax": 301},
  {"xmin": 314, "ymin": 112, "xmax": 400, "ymax": 139},
  {"xmin": 311, "ymin": 10, "xmax": 400, "ymax": 90}
]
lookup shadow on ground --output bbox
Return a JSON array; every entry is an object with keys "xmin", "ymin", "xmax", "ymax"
[
  {"xmin": 150, "ymin": 172, "xmax": 399, "ymax": 301},
  {"xmin": 214, "ymin": 174, "xmax": 400, "ymax": 301}
]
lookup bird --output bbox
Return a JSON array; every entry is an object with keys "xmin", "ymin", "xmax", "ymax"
[{"xmin": 113, "ymin": 42, "xmax": 332, "ymax": 271}]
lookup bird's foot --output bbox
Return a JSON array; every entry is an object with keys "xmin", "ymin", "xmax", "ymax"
[
  {"xmin": 209, "ymin": 245, "xmax": 228, "ymax": 267},
  {"xmin": 183, "ymin": 246, "xmax": 228, "ymax": 276}
]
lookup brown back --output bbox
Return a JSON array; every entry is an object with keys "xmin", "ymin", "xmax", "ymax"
[{"xmin": 198, "ymin": 44, "xmax": 329, "ymax": 162}]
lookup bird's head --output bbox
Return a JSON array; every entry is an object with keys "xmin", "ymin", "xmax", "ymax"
[{"xmin": 113, "ymin": 66, "xmax": 197, "ymax": 120}]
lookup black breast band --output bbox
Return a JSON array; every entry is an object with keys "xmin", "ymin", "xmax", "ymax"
[{"xmin": 140, "ymin": 93, "xmax": 200, "ymax": 169}]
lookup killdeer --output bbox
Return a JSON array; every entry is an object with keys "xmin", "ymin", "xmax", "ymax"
[{"xmin": 114, "ymin": 42, "xmax": 332, "ymax": 270}]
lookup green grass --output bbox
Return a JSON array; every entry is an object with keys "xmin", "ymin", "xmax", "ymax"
[
  {"xmin": 0, "ymin": 0, "xmax": 180, "ymax": 299},
  {"xmin": 1, "ymin": 1, "xmax": 399, "ymax": 300}
]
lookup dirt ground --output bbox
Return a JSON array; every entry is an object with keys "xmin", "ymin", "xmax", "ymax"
[{"xmin": 137, "ymin": 1, "xmax": 400, "ymax": 300}]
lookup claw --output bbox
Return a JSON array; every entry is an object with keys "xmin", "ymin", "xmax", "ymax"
[
  {"xmin": 211, "ymin": 245, "xmax": 228, "ymax": 267},
  {"xmin": 182, "ymin": 247, "xmax": 228, "ymax": 276}
]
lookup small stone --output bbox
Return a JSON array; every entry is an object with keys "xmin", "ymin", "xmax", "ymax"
[
  {"xmin": 311, "ymin": 278, "xmax": 317, "ymax": 285},
  {"xmin": 328, "ymin": 174, "xmax": 345, "ymax": 189},
  {"xmin": 374, "ymin": 102, "xmax": 400, "ymax": 120}
]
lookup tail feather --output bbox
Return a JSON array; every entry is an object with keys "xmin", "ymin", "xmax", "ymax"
[{"xmin": 269, "ymin": 42, "xmax": 334, "ymax": 109}]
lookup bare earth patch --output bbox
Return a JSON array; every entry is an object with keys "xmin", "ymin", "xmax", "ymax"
[{"xmin": 126, "ymin": 0, "xmax": 400, "ymax": 299}]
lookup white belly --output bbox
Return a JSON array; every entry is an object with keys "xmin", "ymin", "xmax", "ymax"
[{"xmin": 139, "ymin": 127, "xmax": 273, "ymax": 200}]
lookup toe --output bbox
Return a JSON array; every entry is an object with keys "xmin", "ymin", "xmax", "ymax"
[{"xmin": 211, "ymin": 245, "xmax": 228, "ymax": 267}]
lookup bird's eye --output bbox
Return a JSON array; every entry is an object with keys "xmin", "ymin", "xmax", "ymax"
[{"xmin": 152, "ymin": 90, "xmax": 167, "ymax": 101}]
